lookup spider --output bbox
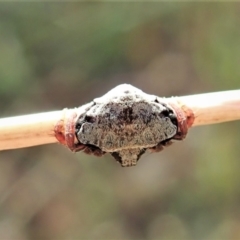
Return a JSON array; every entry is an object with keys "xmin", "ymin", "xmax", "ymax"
[{"xmin": 54, "ymin": 84, "xmax": 194, "ymax": 167}]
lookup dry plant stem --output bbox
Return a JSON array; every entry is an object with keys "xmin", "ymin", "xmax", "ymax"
[
  {"xmin": 178, "ymin": 89, "xmax": 240, "ymax": 126},
  {"xmin": 0, "ymin": 89, "xmax": 239, "ymax": 151},
  {"xmin": 0, "ymin": 111, "xmax": 62, "ymax": 150}
]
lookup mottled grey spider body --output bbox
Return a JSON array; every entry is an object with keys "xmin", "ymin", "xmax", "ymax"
[{"xmin": 74, "ymin": 84, "xmax": 180, "ymax": 167}]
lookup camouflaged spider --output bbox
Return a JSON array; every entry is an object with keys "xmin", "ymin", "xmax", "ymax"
[
  {"xmin": 54, "ymin": 84, "xmax": 193, "ymax": 167},
  {"xmin": 54, "ymin": 110, "xmax": 105, "ymax": 156}
]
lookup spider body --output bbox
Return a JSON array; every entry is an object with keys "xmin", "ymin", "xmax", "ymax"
[{"xmin": 55, "ymin": 84, "xmax": 189, "ymax": 167}]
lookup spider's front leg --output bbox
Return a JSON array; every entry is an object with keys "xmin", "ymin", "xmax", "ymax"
[
  {"xmin": 65, "ymin": 111, "xmax": 86, "ymax": 152},
  {"xmin": 54, "ymin": 110, "xmax": 85, "ymax": 152},
  {"xmin": 168, "ymin": 101, "xmax": 193, "ymax": 141}
]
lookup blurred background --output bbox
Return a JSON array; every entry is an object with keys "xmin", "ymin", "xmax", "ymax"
[{"xmin": 0, "ymin": 2, "xmax": 240, "ymax": 240}]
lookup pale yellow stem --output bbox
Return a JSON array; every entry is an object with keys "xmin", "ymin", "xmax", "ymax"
[
  {"xmin": 0, "ymin": 111, "xmax": 63, "ymax": 150},
  {"xmin": 179, "ymin": 90, "xmax": 240, "ymax": 126}
]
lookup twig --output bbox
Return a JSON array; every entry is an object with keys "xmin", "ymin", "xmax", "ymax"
[
  {"xmin": 0, "ymin": 88, "xmax": 239, "ymax": 151},
  {"xmin": 0, "ymin": 111, "xmax": 62, "ymax": 150},
  {"xmin": 179, "ymin": 89, "xmax": 240, "ymax": 126}
]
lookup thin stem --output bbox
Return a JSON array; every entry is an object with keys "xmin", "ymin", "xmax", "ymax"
[
  {"xmin": 0, "ymin": 89, "xmax": 239, "ymax": 151},
  {"xmin": 179, "ymin": 89, "xmax": 240, "ymax": 126},
  {"xmin": 0, "ymin": 111, "xmax": 62, "ymax": 150}
]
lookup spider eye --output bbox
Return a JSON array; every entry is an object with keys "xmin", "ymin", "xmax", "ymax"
[
  {"xmin": 161, "ymin": 109, "xmax": 170, "ymax": 117},
  {"xmin": 85, "ymin": 115, "xmax": 95, "ymax": 123}
]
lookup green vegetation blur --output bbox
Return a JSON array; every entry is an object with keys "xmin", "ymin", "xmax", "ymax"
[{"xmin": 0, "ymin": 3, "xmax": 240, "ymax": 240}]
